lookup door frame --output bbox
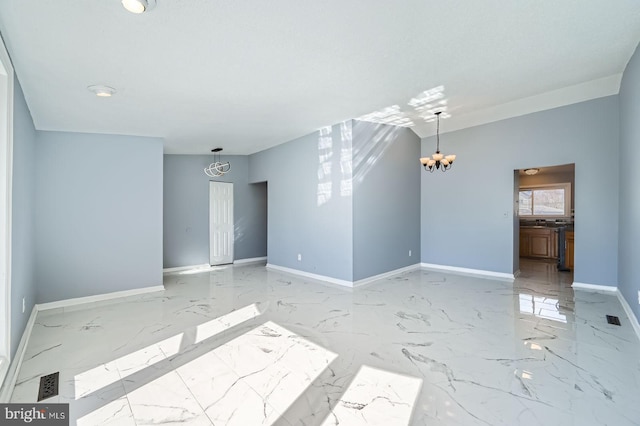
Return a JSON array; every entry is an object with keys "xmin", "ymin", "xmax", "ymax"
[{"xmin": 0, "ymin": 33, "xmax": 14, "ymax": 375}]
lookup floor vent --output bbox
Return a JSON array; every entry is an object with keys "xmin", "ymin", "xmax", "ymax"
[
  {"xmin": 606, "ymin": 315, "xmax": 621, "ymax": 326},
  {"xmin": 37, "ymin": 372, "xmax": 59, "ymax": 401}
]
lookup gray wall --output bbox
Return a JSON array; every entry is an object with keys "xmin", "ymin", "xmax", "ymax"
[
  {"xmin": 10, "ymin": 77, "xmax": 36, "ymax": 358},
  {"xmin": 35, "ymin": 131, "xmax": 164, "ymax": 303},
  {"xmin": 352, "ymin": 121, "xmax": 421, "ymax": 280},
  {"xmin": 421, "ymin": 95, "xmax": 619, "ymax": 287},
  {"xmin": 249, "ymin": 122, "xmax": 354, "ymax": 281},
  {"xmin": 163, "ymin": 155, "xmax": 267, "ymax": 268},
  {"xmin": 619, "ymin": 42, "xmax": 640, "ymax": 320}
]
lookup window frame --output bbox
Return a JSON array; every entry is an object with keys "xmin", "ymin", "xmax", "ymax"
[{"xmin": 519, "ymin": 183, "xmax": 572, "ymax": 219}]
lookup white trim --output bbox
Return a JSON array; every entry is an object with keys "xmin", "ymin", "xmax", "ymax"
[
  {"xmin": 0, "ymin": 32, "xmax": 14, "ymax": 366},
  {"xmin": 163, "ymin": 263, "xmax": 210, "ymax": 273},
  {"xmin": 353, "ymin": 264, "xmax": 421, "ymax": 287},
  {"xmin": 420, "ymin": 74, "xmax": 622, "ymax": 138},
  {"xmin": 0, "ymin": 305, "xmax": 36, "ymax": 402},
  {"xmin": 266, "ymin": 264, "xmax": 353, "ymax": 288},
  {"xmin": 233, "ymin": 256, "xmax": 267, "ymax": 265},
  {"xmin": 420, "ymin": 263, "xmax": 515, "ymax": 281},
  {"xmin": 616, "ymin": 290, "xmax": 640, "ymax": 343},
  {"xmin": 571, "ymin": 282, "xmax": 617, "ymax": 293},
  {"xmin": 36, "ymin": 285, "xmax": 165, "ymax": 311}
]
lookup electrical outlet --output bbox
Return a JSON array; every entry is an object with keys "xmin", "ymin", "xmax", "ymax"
[
  {"xmin": 409, "ymin": 250, "xmax": 412, "ymax": 257},
  {"xmin": 22, "ymin": 297, "xmax": 25, "ymax": 313},
  {"xmin": 297, "ymin": 253, "xmax": 302, "ymax": 261}
]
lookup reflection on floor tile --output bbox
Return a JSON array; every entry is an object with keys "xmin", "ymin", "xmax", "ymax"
[{"xmin": 8, "ymin": 259, "xmax": 640, "ymax": 425}]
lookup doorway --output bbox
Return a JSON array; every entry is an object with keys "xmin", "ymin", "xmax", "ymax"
[
  {"xmin": 209, "ymin": 182, "xmax": 234, "ymax": 265},
  {"xmin": 514, "ymin": 164, "xmax": 575, "ymax": 276}
]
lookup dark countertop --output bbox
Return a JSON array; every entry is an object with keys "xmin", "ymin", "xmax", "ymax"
[{"xmin": 520, "ymin": 224, "xmax": 574, "ymax": 231}]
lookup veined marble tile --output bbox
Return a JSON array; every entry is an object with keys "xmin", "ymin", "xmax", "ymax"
[
  {"xmin": 8, "ymin": 260, "xmax": 640, "ymax": 425},
  {"xmin": 125, "ymin": 370, "xmax": 211, "ymax": 425},
  {"xmin": 74, "ymin": 396, "xmax": 136, "ymax": 426},
  {"xmin": 321, "ymin": 365, "xmax": 422, "ymax": 425}
]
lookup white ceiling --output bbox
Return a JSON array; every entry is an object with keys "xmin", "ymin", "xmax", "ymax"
[{"xmin": 1, "ymin": 0, "xmax": 639, "ymax": 155}]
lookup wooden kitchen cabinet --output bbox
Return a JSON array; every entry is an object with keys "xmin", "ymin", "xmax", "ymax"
[
  {"xmin": 520, "ymin": 227, "xmax": 559, "ymax": 260},
  {"xmin": 530, "ymin": 232, "xmax": 551, "ymax": 257},
  {"xmin": 520, "ymin": 232, "xmax": 530, "ymax": 257},
  {"xmin": 565, "ymin": 231, "xmax": 574, "ymax": 269}
]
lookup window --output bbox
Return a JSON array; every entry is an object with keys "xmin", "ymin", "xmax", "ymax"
[{"xmin": 519, "ymin": 183, "xmax": 571, "ymax": 217}]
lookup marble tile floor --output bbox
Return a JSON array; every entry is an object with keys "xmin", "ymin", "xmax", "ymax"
[{"xmin": 7, "ymin": 259, "xmax": 640, "ymax": 425}]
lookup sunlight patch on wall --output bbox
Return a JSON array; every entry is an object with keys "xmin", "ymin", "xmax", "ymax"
[
  {"xmin": 340, "ymin": 121, "xmax": 353, "ymax": 197},
  {"xmin": 317, "ymin": 122, "xmax": 353, "ymax": 206},
  {"xmin": 317, "ymin": 126, "xmax": 333, "ymax": 206}
]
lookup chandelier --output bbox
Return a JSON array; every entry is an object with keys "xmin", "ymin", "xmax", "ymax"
[
  {"xmin": 420, "ymin": 111, "xmax": 456, "ymax": 172},
  {"xmin": 204, "ymin": 148, "xmax": 231, "ymax": 177}
]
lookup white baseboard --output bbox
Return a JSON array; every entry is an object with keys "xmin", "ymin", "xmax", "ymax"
[
  {"xmin": 163, "ymin": 258, "xmax": 267, "ymax": 273},
  {"xmin": 571, "ymin": 282, "xmax": 617, "ymax": 292},
  {"xmin": 266, "ymin": 264, "xmax": 353, "ymax": 288},
  {"xmin": 234, "ymin": 257, "xmax": 267, "ymax": 265},
  {"xmin": 36, "ymin": 285, "xmax": 165, "ymax": 311},
  {"xmin": 163, "ymin": 263, "xmax": 209, "ymax": 273},
  {"xmin": 353, "ymin": 264, "xmax": 421, "ymax": 287},
  {"xmin": 0, "ymin": 305, "xmax": 38, "ymax": 402},
  {"xmin": 616, "ymin": 290, "xmax": 640, "ymax": 342},
  {"xmin": 420, "ymin": 263, "xmax": 515, "ymax": 281},
  {"xmin": 267, "ymin": 263, "xmax": 423, "ymax": 288}
]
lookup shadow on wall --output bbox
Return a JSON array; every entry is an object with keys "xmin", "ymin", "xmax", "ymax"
[
  {"xmin": 352, "ymin": 122, "xmax": 400, "ymax": 188},
  {"xmin": 316, "ymin": 121, "xmax": 402, "ymax": 207}
]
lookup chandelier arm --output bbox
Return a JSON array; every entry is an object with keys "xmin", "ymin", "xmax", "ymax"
[
  {"xmin": 204, "ymin": 166, "xmax": 220, "ymax": 178},
  {"xmin": 213, "ymin": 162, "xmax": 230, "ymax": 172}
]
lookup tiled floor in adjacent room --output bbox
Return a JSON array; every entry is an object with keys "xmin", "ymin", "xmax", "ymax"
[{"xmin": 7, "ymin": 259, "xmax": 640, "ymax": 425}]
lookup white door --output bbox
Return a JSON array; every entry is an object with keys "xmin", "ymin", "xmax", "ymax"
[{"xmin": 210, "ymin": 182, "xmax": 234, "ymax": 265}]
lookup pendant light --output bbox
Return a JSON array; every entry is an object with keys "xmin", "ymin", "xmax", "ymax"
[
  {"xmin": 204, "ymin": 148, "xmax": 231, "ymax": 177},
  {"xmin": 420, "ymin": 111, "xmax": 456, "ymax": 172}
]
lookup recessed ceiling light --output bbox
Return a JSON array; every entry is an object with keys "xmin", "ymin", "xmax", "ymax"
[
  {"xmin": 121, "ymin": 0, "xmax": 156, "ymax": 14},
  {"xmin": 524, "ymin": 168, "xmax": 539, "ymax": 175},
  {"xmin": 87, "ymin": 85, "xmax": 116, "ymax": 97}
]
